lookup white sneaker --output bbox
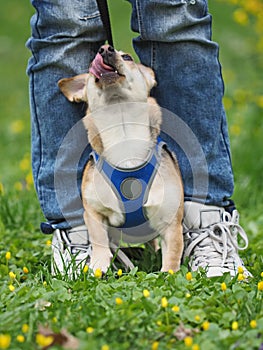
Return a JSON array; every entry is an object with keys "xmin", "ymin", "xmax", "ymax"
[
  {"xmin": 183, "ymin": 202, "xmax": 252, "ymax": 278},
  {"xmin": 51, "ymin": 225, "xmax": 91, "ymax": 278}
]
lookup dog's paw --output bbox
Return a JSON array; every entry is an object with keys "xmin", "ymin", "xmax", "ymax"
[{"xmin": 90, "ymin": 255, "xmax": 112, "ymax": 274}]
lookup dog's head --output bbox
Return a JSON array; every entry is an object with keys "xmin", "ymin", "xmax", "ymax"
[{"xmin": 58, "ymin": 45, "xmax": 157, "ymax": 111}]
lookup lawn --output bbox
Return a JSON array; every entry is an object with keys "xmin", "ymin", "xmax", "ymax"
[{"xmin": 0, "ymin": 1, "xmax": 263, "ymax": 349}]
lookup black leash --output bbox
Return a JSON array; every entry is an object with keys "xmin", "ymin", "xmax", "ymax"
[{"xmin": 96, "ymin": 0, "xmax": 114, "ymax": 47}]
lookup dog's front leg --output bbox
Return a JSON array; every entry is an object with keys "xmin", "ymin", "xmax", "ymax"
[
  {"xmin": 83, "ymin": 208, "xmax": 112, "ymax": 273},
  {"xmin": 160, "ymin": 219, "xmax": 184, "ymax": 272}
]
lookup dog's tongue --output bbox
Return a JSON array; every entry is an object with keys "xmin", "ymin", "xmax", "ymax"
[{"xmin": 89, "ymin": 53, "xmax": 114, "ymax": 79}]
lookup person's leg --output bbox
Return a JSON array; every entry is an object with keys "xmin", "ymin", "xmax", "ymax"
[
  {"xmin": 129, "ymin": 0, "xmax": 233, "ymax": 205},
  {"xmin": 128, "ymin": 0, "xmax": 251, "ymax": 276},
  {"xmin": 26, "ymin": 0, "xmax": 106, "ymax": 276},
  {"xmin": 27, "ymin": 0, "xmax": 106, "ymax": 229}
]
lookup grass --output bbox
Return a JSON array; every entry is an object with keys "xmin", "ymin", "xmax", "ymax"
[{"xmin": 0, "ymin": 0, "xmax": 263, "ymax": 349}]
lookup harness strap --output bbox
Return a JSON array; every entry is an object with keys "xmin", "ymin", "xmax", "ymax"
[
  {"xmin": 91, "ymin": 138, "xmax": 165, "ymax": 230},
  {"xmin": 96, "ymin": 0, "xmax": 114, "ymax": 47}
]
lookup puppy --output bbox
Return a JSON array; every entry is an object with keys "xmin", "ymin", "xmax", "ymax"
[{"xmin": 58, "ymin": 45, "xmax": 184, "ymax": 273}]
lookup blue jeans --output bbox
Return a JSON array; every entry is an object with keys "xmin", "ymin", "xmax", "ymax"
[{"xmin": 27, "ymin": 0, "xmax": 234, "ymax": 230}]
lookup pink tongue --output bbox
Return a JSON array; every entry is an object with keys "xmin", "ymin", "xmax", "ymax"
[{"xmin": 89, "ymin": 53, "xmax": 114, "ymax": 79}]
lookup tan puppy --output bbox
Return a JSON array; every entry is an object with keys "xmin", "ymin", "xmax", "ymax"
[{"xmin": 58, "ymin": 45, "xmax": 184, "ymax": 273}]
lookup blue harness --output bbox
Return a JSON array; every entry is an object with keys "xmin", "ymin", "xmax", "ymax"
[{"xmin": 90, "ymin": 138, "xmax": 164, "ymax": 234}]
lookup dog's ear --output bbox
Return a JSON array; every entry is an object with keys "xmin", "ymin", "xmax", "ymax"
[
  {"xmin": 137, "ymin": 64, "xmax": 157, "ymax": 92},
  {"xmin": 58, "ymin": 73, "xmax": 89, "ymax": 103}
]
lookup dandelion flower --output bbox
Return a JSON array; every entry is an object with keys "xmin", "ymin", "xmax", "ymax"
[
  {"xmin": 172, "ymin": 305, "xmax": 180, "ymax": 312},
  {"xmin": 168, "ymin": 269, "xmax": 174, "ymax": 275},
  {"xmin": 0, "ymin": 334, "xmax": 11, "ymax": 349},
  {"xmin": 194, "ymin": 315, "xmax": 201, "ymax": 322},
  {"xmin": 46, "ymin": 240, "xmax": 52, "ymax": 247},
  {"xmin": 5, "ymin": 252, "xmax": 11, "ymax": 261},
  {"xmin": 260, "ymin": 271, "xmax": 263, "ymax": 278},
  {"xmin": 101, "ymin": 345, "xmax": 110, "ymax": 350},
  {"xmin": 184, "ymin": 336, "xmax": 193, "ymax": 347},
  {"xmin": 83, "ymin": 265, "xmax": 89, "ymax": 274},
  {"xmin": 16, "ymin": 335, "xmax": 25, "ymax": 343},
  {"xmin": 186, "ymin": 272, "xmax": 193, "ymax": 281},
  {"xmin": 143, "ymin": 289, "xmax": 150, "ymax": 298},
  {"xmin": 192, "ymin": 345, "xmax": 200, "ymax": 350},
  {"xmin": 94, "ymin": 268, "xmax": 102, "ymax": 278},
  {"xmin": 8, "ymin": 285, "xmax": 15, "ymax": 292},
  {"xmin": 232, "ymin": 321, "xmax": 238, "ymax": 331},
  {"xmin": 22, "ymin": 324, "xmax": 29, "ymax": 334},
  {"xmin": 23, "ymin": 267, "xmax": 29, "ymax": 274},
  {"xmin": 258, "ymin": 281, "xmax": 263, "ymax": 291},
  {"xmin": 221, "ymin": 282, "xmax": 227, "ymax": 291},
  {"xmin": 202, "ymin": 321, "xmax": 210, "ymax": 331},
  {"xmin": 161, "ymin": 297, "xmax": 168, "ymax": 308},
  {"xmin": 115, "ymin": 297, "xmax": 123, "ymax": 305},
  {"xmin": 237, "ymin": 266, "xmax": 244, "ymax": 274},
  {"xmin": 250, "ymin": 320, "xmax": 257, "ymax": 329},
  {"xmin": 152, "ymin": 341, "xmax": 159, "ymax": 350},
  {"xmin": 237, "ymin": 273, "xmax": 245, "ymax": 281},
  {"xmin": 117, "ymin": 269, "xmax": 122, "ymax": 277},
  {"xmin": 35, "ymin": 334, "xmax": 54, "ymax": 347},
  {"xmin": 8, "ymin": 272, "xmax": 16, "ymax": 280},
  {"xmin": 86, "ymin": 327, "xmax": 94, "ymax": 334},
  {"xmin": 186, "ymin": 293, "xmax": 191, "ymax": 298}
]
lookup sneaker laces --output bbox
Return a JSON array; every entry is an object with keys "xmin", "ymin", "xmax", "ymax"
[
  {"xmin": 60, "ymin": 226, "xmax": 91, "ymax": 261},
  {"xmin": 184, "ymin": 211, "xmax": 249, "ymax": 271}
]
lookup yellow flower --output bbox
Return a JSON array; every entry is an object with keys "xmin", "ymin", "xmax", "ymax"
[
  {"xmin": 186, "ymin": 293, "xmax": 191, "ymax": 298},
  {"xmin": 23, "ymin": 267, "xmax": 29, "ymax": 274},
  {"xmin": 21, "ymin": 324, "xmax": 29, "ymax": 334},
  {"xmin": 184, "ymin": 336, "xmax": 193, "ymax": 347},
  {"xmin": 186, "ymin": 272, "xmax": 193, "ymax": 281},
  {"xmin": 8, "ymin": 285, "xmax": 15, "ymax": 292},
  {"xmin": 14, "ymin": 182, "xmax": 23, "ymax": 192},
  {"xmin": 115, "ymin": 297, "xmax": 123, "ymax": 305},
  {"xmin": 43, "ymin": 281, "xmax": 47, "ymax": 286},
  {"xmin": 83, "ymin": 265, "xmax": 89, "ymax": 274},
  {"xmin": 192, "ymin": 345, "xmax": 200, "ymax": 350},
  {"xmin": 9, "ymin": 272, "xmax": 16, "ymax": 280},
  {"xmin": 156, "ymin": 321, "xmax": 162, "ymax": 326},
  {"xmin": 0, "ymin": 183, "xmax": 4, "ymax": 195},
  {"xmin": 258, "ymin": 281, "xmax": 263, "ymax": 291},
  {"xmin": 5, "ymin": 252, "xmax": 11, "ymax": 260},
  {"xmin": 0, "ymin": 334, "xmax": 11, "ymax": 349},
  {"xmin": 117, "ymin": 269, "xmax": 122, "ymax": 277},
  {"xmin": 237, "ymin": 266, "xmax": 244, "ymax": 274},
  {"xmin": 172, "ymin": 305, "xmax": 180, "ymax": 312},
  {"xmin": 143, "ymin": 289, "xmax": 150, "ymax": 298},
  {"xmin": 94, "ymin": 268, "xmax": 102, "ymax": 278},
  {"xmin": 233, "ymin": 9, "xmax": 249, "ymax": 26},
  {"xmin": 46, "ymin": 239, "xmax": 52, "ymax": 247},
  {"xmin": 250, "ymin": 320, "xmax": 257, "ymax": 329},
  {"xmin": 10, "ymin": 120, "xmax": 25, "ymax": 134},
  {"xmin": 168, "ymin": 269, "xmax": 174, "ymax": 275},
  {"xmin": 86, "ymin": 327, "xmax": 94, "ymax": 334},
  {"xmin": 194, "ymin": 315, "xmax": 201, "ymax": 322},
  {"xmin": 152, "ymin": 341, "xmax": 159, "ymax": 350},
  {"xmin": 202, "ymin": 321, "xmax": 210, "ymax": 331},
  {"xmin": 25, "ymin": 172, "xmax": 34, "ymax": 189},
  {"xmin": 16, "ymin": 335, "xmax": 25, "ymax": 343},
  {"xmin": 232, "ymin": 321, "xmax": 238, "ymax": 331},
  {"xmin": 101, "ymin": 345, "xmax": 110, "ymax": 350},
  {"xmin": 19, "ymin": 156, "xmax": 30, "ymax": 172},
  {"xmin": 35, "ymin": 334, "xmax": 54, "ymax": 347},
  {"xmin": 221, "ymin": 282, "xmax": 227, "ymax": 292},
  {"xmin": 260, "ymin": 271, "xmax": 263, "ymax": 278},
  {"xmin": 52, "ymin": 317, "xmax": 57, "ymax": 323},
  {"xmin": 237, "ymin": 273, "xmax": 245, "ymax": 281},
  {"xmin": 161, "ymin": 297, "xmax": 168, "ymax": 308}
]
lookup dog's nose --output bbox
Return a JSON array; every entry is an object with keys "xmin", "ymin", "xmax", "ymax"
[{"xmin": 98, "ymin": 45, "xmax": 116, "ymax": 66}]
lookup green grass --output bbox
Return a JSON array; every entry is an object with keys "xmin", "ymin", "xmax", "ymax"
[{"xmin": 0, "ymin": 1, "xmax": 263, "ymax": 349}]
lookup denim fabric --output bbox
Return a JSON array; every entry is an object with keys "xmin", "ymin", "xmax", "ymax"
[{"xmin": 27, "ymin": 0, "xmax": 234, "ymax": 229}]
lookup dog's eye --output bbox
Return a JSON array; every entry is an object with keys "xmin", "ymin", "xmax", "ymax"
[{"xmin": 121, "ymin": 54, "xmax": 133, "ymax": 61}]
